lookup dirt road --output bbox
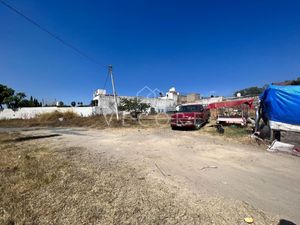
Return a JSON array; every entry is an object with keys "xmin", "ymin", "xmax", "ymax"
[{"xmin": 1, "ymin": 127, "xmax": 299, "ymax": 224}]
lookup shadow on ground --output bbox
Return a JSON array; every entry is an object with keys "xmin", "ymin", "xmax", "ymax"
[
  {"xmin": 278, "ymin": 219, "xmax": 297, "ymax": 225},
  {"xmin": 4, "ymin": 134, "xmax": 61, "ymax": 142}
]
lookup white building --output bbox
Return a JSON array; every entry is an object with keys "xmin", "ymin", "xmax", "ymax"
[
  {"xmin": 159, "ymin": 87, "xmax": 179, "ymax": 101},
  {"xmin": 92, "ymin": 87, "xmax": 179, "ymax": 113}
]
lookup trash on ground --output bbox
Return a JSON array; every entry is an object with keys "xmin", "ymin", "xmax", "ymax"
[
  {"xmin": 200, "ymin": 165, "xmax": 218, "ymax": 170},
  {"xmin": 267, "ymin": 140, "xmax": 300, "ymax": 157},
  {"xmin": 244, "ymin": 217, "xmax": 254, "ymax": 223},
  {"xmin": 268, "ymin": 140, "xmax": 295, "ymax": 153}
]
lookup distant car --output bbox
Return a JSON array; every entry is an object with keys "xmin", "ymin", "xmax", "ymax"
[{"xmin": 170, "ymin": 104, "xmax": 210, "ymax": 130}]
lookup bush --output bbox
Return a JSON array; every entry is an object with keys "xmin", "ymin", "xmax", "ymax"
[{"xmin": 37, "ymin": 111, "xmax": 79, "ymax": 122}]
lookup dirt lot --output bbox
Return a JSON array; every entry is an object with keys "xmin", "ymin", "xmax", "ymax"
[{"xmin": 0, "ymin": 127, "xmax": 299, "ymax": 224}]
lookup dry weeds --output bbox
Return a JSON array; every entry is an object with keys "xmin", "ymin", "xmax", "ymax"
[
  {"xmin": 0, "ymin": 132, "xmax": 278, "ymax": 225},
  {"xmin": 0, "ymin": 111, "xmax": 170, "ymax": 129}
]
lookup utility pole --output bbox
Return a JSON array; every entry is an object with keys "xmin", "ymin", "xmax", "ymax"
[{"xmin": 108, "ymin": 65, "xmax": 119, "ymax": 120}]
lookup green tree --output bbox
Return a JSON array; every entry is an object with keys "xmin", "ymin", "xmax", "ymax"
[
  {"xmin": 291, "ymin": 77, "xmax": 300, "ymax": 85},
  {"xmin": 234, "ymin": 86, "xmax": 264, "ymax": 97},
  {"xmin": 3, "ymin": 92, "xmax": 26, "ymax": 109},
  {"xmin": 71, "ymin": 101, "xmax": 76, "ymax": 107},
  {"xmin": 118, "ymin": 98, "xmax": 150, "ymax": 120},
  {"xmin": 33, "ymin": 98, "xmax": 39, "ymax": 107},
  {"xmin": 0, "ymin": 84, "xmax": 15, "ymax": 108},
  {"xmin": 1, "ymin": 84, "xmax": 43, "ymax": 108},
  {"xmin": 14, "ymin": 95, "xmax": 41, "ymax": 107},
  {"xmin": 57, "ymin": 101, "xmax": 64, "ymax": 107},
  {"xmin": 19, "ymin": 99, "xmax": 30, "ymax": 107}
]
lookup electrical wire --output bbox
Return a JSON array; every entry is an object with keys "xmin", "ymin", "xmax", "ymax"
[
  {"xmin": 0, "ymin": 0, "xmax": 107, "ymax": 69},
  {"xmin": 103, "ymin": 71, "xmax": 110, "ymax": 90}
]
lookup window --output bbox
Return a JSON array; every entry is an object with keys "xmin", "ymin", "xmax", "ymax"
[{"xmin": 178, "ymin": 105, "xmax": 203, "ymax": 112}]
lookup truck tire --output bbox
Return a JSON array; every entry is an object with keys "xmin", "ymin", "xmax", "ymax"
[
  {"xmin": 171, "ymin": 126, "xmax": 177, "ymax": 130},
  {"xmin": 260, "ymin": 124, "xmax": 271, "ymax": 139},
  {"xmin": 194, "ymin": 120, "xmax": 203, "ymax": 130}
]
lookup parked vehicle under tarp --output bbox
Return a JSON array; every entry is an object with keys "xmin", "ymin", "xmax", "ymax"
[{"xmin": 258, "ymin": 84, "xmax": 300, "ymax": 133}]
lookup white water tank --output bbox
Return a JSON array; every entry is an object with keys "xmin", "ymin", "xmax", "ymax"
[
  {"xmin": 94, "ymin": 89, "xmax": 106, "ymax": 97},
  {"xmin": 169, "ymin": 87, "xmax": 176, "ymax": 92}
]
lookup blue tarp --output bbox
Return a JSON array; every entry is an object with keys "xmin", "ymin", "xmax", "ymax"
[{"xmin": 260, "ymin": 85, "xmax": 300, "ymax": 125}]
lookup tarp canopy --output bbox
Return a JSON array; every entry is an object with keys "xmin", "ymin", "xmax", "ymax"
[
  {"xmin": 260, "ymin": 85, "xmax": 300, "ymax": 125},
  {"xmin": 208, "ymin": 98, "xmax": 254, "ymax": 109}
]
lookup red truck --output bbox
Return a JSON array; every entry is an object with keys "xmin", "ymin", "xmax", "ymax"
[{"xmin": 170, "ymin": 104, "xmax": 210, "ymax": 130}]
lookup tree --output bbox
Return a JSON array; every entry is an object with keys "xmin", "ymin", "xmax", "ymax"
[
  {"xmin": 234, "ymin": 86, "xmax": 264, "ymax": 97},
  {"xmin": 33, "ymin": 98, "xmax": 39, "ymax": 107},
  {"xmin": 3, "ymin": 92, "xmax": 26, "ymax": 109},
  {"xmin": 1, "ymin": 84, "xmax": 44, "ymax": 108},
  {"xmin": 0, "ymin": 84, "xmax": 14, "ymax": 108},
  {"xmin": 71, "ymin": 101, "xmax": 76, "ymax": 107},
  {"xmin": 291, "ymin": 77, "xmax": 300, "ymax": 85},
  {"xmin": 118, "ymin": 98, "xmax": 150, "ymax": 120},
  {"xmin": 57, "ymin": 101, "xmax": 64, "ymax": 107},
  {"xmin": 19, "ymin": 99, "xmax": 29, "ymax": 107}
]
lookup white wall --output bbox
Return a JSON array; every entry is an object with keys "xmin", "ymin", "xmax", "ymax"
[
  {"xmin": 0, "ymin": 96, "xmax": 178, "ymax": 120},
  {"xmin": 0, "ymin": 107, "xmax": 96, "ymax": 120}
]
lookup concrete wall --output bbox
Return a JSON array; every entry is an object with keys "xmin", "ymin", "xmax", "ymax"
[
  {"xmin": 0, "ymin": 107, "xmax": 97, "ymax": 120},
  {"xmin": 0, "ymin": 97, "xmax": 177, "ymax": 120},
  {"xmin": 187, "ymin": 93, "xmax": 200, "ymax": 102},
  {"xmin": 0, "ymin": 94, "xmax": 178, "ymax": 120},
  {"xmin": 178, "ymin": 95, "xmax": 187, "ymax": 104}
]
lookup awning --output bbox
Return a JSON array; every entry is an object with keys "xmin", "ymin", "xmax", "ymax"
[{"xmin": 208, "ymin": 98, "xmax": 254, "ymax": 109}]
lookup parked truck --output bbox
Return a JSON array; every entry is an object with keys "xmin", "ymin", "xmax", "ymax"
[{"xmin": 170, "ymin": 103, "xmax": 210, "ymax": 130}]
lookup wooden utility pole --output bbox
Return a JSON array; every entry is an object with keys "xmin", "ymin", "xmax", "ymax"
[{"xmin": 108, "ymin": 65, "xmax": 119, "ymax": 120}]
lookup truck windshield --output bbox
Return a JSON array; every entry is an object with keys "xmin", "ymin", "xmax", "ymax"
[{"xmin": 178, "ymin": 105, "xmax": 203, "ymax": 112}]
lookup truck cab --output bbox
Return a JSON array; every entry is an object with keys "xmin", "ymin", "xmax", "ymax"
[{"xmin": 170, "ymin": 104, "xmax": 210, "ymax": 130}]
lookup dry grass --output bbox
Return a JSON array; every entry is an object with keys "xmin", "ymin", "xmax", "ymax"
[
  {"xmin": 37, "ymin": 110, "xmax": 79, "ymax": 121},
  {"xmin": 0, "ymin": 132, "xmax": 277, "ymax": 225},
  {"xmin": 200, "ymin": 121, "xmax": 254, "ymax": 144},
  {"xmin": 203, "ymin": 125, "xmax": 252, "ymax": 137},
  {"xmin": 0, "ymin": 111, "xmax": 170, "ymax": 129}
]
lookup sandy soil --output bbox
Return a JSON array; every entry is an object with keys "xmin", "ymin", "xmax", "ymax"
[{"xmin": 1, "ymin": 127, "xmax": 299, "ymax": 224}]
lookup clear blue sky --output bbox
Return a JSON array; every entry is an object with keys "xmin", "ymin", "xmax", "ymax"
[{"xmin": 1, "ymin": 0, "xmax": 300, "ymax": 104}]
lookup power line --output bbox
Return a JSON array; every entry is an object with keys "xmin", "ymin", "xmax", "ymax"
[
  {"xmin": 103, "ymin": 70, "xmax": 110, "ymax": 90},
  {"xmin": 0, "ymin": 0, "xmax": 107, "ymax": 68}
]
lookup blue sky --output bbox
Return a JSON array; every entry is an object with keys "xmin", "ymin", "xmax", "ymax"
[{"xmin": 1, "ymin": 0, "xmax": 300, "ymax": 104}]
